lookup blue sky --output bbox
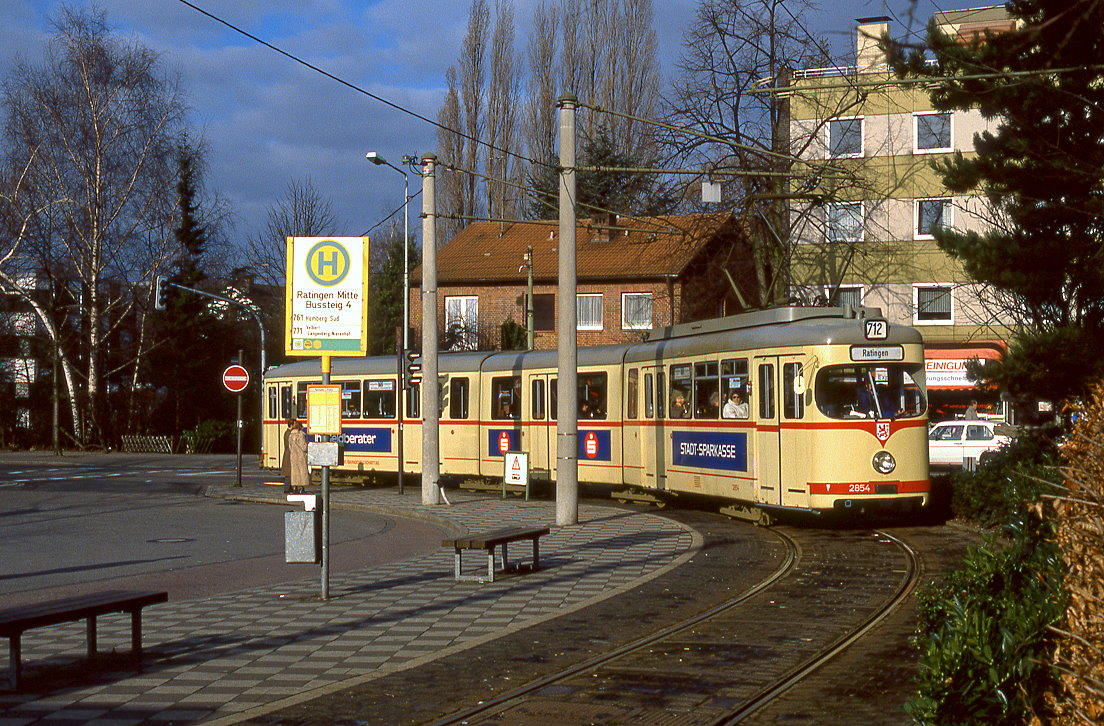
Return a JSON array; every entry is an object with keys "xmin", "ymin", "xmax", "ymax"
[{"xmin": 0, "ymin": 0, "xmax": 950, "ymax": 249}]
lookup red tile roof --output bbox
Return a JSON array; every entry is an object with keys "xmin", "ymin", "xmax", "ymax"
[{"xmin": 413, "ymin": 213, "xmax": 738, "ymax": 284}]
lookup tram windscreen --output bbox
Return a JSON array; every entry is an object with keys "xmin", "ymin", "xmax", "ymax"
[{"xmin": 814, "ymin": 364, "xmax": 926, "ymax": 420}]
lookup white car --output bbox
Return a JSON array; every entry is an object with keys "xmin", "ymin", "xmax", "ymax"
[{"xmin": 928, "ymin": 420, "xmax": 1013, "ymax": 468}]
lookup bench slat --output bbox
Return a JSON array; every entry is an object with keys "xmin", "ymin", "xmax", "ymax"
[
  {"xmin": 443, "ymin": 527, "xmax": 549, "ymax": 550},
  {"xmin": 0, "ymin": 591, "xmax": 167, "ymax": 637}
]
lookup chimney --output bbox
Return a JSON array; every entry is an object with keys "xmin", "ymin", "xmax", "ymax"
[
  {"xmin": 856, "ymin": 17, "xmax": 890, "ymax": 71},
  {"xmin": 589, "ymin": 212, "xmax": 618, "ymax": 243}
]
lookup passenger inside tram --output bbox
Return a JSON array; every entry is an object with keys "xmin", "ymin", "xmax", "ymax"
[{"xmin": 670, "ymin": 391, "xmax": 690, "ymax": 418}]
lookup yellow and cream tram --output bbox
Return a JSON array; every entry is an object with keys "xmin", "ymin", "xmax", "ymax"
[{"xmin": 261, "ymin": 306, "xmax": 930, "ymax": 519}]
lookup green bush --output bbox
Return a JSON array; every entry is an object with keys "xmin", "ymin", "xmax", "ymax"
[
  {"xmin": 950, "ymin": 433, "xmax": 1060, "ymax": 526},
  {"xmin": 906, "ymin": 513, "xmax": 1066, "ymax": 725},
  {"xmin": 181, "ymin": 419, "xmax": 234, "ymax": 454}
]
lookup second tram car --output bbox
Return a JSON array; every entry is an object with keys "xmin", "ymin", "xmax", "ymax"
[{"xmin": 261, "ymin": 306, "xmax": 930, "ymax": 519}]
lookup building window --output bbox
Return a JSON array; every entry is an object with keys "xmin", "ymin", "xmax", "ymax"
[
  {"xmin": 622, "ymin": 292, "xmax": 653, "ymax": 329},
  {"xmin": 832, "ymin": 286, "xmax": 863, "ymax": 309},
  {"xmin": 445, "ymin": 295, "xmax": 478, "ymax": 350},
  {"xmin": 828, "ymin": 117, "xmax": 863, "ymax": 157},
  {"xmin": 826, "ymin": 202, "xmax": 863, "ymax": 242},
  {"xmin": 916, "ymin": 198, "xmax": 952, "ymax": 239},
  {"xmin": 577, "ymin": 293, "xmax": 603, "ymax": 330},
  {"xmin": 531, "ymin": 293, "xmax": 555, "ymax": 331},
  {"xmin": 916, "ymin": 285, "xmax": 953, "ymax": 323},
  {"xmin": 915, "ymin": 112, "xmax": 952, "ymax": 152}
]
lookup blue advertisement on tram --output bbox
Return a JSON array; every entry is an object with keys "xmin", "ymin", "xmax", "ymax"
[
  {"xmin": 315, "ymin": 428, "xmax": 393, "ymax": 453},
  {"xmin": 672, "ymin": 431, "xmax": 748, "ymax": 472}
]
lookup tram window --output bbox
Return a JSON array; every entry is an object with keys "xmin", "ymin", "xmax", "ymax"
[
  {"xmin": 550, "ymin": 379, "xmax": 558, "ymax": 420},
  {"xmin": 758, "ymin": 365, "xmax": 775, "ymax": 419},
  {"xmin": 627, "ymin": 369, "xmax": 638, "ymax": 420},
  {"xmin": 721, "ymin": 359, "xmax": 749, "ymax": 419},
  {"xmin": 783, "ymin": 363, "xmax": 805, "ymax": 419},
  {"xmin": 267, "ymin": 386, "xmax": 277, "ymax": 419},
  {"xmin": 295, "ymin": 382, "xmax": 318, "ymax": 420},
  {"xmin": 449, "ymin": 377, "xmax": 470, "ymax": 419},
  {"xmin": 281, "ymin": 385, "xmax": 294, "ymax": 420},
  {"xmin": 531, "ymin": 379, "xmax": 545, "ymax": 419},
  {"xmin": 492, "ymin": 376, "xmax": 521, "ymax": 419},
  {"xmin": 364, "ymin": 379, "xmax": 396, "ymax": 419},
  {"xmin": 668, "ymin": 364, "xmax": 691, "ymax": 418},
  {"xmin": 657, "ymin": 371, "xmax": 666, "ymax": 418},
  {"xmin": 815, "ymin": 364, "xmax": 926, "ymax": 420},
  {"xmin": 341, "ymin": 381, "xmax": 362, "ymax": 418},
  {"xmin": 579, "ymin": 372, "xmax": 607, "ymax": 419},
  {"xmin": 694, "ymin": 361, "xmax": 720, "ymax": 419},
  {"xmin": 644, "ymin": 373, "xmax": 654, "ymax": 418}
]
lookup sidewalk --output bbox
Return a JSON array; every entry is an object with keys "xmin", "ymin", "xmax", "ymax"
[{"xmin": 0, "ymin": 483, "xmax": 698, "ymax": 725}]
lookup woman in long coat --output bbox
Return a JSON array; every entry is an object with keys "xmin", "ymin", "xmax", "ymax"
[{"xmin": 288, "ymin": 421, "xmax": 310, "ymax": 492}]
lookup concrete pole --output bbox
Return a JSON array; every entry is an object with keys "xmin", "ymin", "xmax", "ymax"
[
  {"xmin": 421, "ymin": 153, "xmax": 441, "ymax": 505},
  {"xmin": 526, "ymin": 245, "xmax": 534, "ymax": 350},
  {"xmin": 556, "ymin": 94, "xmax": 579, "ymax": 526}
]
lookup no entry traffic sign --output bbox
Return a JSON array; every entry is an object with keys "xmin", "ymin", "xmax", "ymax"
[{"xmin": 222, "ymin": 365, "xmax": 250, "ymax": 393}]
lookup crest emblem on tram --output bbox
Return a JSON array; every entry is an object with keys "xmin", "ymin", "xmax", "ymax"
[{"xmin": 875, "ymin": 421, "xmax": 891, "ymax": 444}]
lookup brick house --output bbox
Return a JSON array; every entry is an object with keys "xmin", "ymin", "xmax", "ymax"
[{"xmin": 408, "ymin": 212, "xmax": 756, "ymax": 351}]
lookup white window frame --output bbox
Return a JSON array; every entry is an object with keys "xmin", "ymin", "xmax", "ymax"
[
  {"xmin": 577, "ymin": 293, "xmax": 603, "ymax": 330},
  {"xmin": 825, "ymin": 201, "xmax": 864, "ymax": 242},
  {"xmin": 914, "ymin": 284, "xmax": 954, "ymax": 325},
  {"xmin": 915, "ymin": 198, "xmax": 953, "ymax": 239},
  {"xmin": 622, "ymin": 292, "xmax": 653, "ymax": 330},
  {"xmin": 444, "ymin": 295, "xmax": 479, "ymax": 350},
  {"xmin": 827, "ymin": 116, "xmax": 864, "ymax": 158},
  {"xmin": 914, "ymin": 111, "xmax": 953, "ymax": 153}
]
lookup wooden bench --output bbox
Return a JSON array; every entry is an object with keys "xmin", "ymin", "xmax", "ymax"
[
  {"xmin": 443, "ymin": 526, "xmax": 550, "ymax": 583},
  {"xmin": 0, "ymin": 590, "xmax": 167, "ymax": 690}
]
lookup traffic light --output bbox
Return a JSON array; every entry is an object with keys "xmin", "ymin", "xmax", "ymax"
[
  {"xmin": 404, "ymin": 350, "xmax": 422, "ymax": 388},
  {"xmin": 154, "ymin": 275, "xmax": 169, "ymax": 311}
]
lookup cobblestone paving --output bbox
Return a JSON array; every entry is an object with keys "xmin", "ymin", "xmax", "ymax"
[{"xmin": 0, "ymin": 484, "xmax": 696, "ymax": 725}]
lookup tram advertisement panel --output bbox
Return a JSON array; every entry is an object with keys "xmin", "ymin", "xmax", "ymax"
[
  {"xmin": 313, "ymin": 428, "xmax": 393, "ymax": 453},
  {"xmin": 672, "ymin": 431, "xmax": 748, "ymax": 472}
]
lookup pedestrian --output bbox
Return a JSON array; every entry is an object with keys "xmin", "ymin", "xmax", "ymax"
[
  {"xmin": 281, "ymin": 419, "xmax": 296, "ymax": 493},
  {"xmin": 964, "ymin": 400, "xmax": 979, "ymax": 419},
  {"xmin": 288, "ymin": 420, "xmax": 310, "ymax": 494}
]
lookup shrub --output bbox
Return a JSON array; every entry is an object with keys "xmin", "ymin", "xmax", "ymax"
[
  {"xmin": 906, "ymin": 513, "xmax": 1066, "ymax": 725},
  {"xmin": 950, "ymin": 433, "xmax": 1060, "ymax": 526},
  {"xmin": 1048, "ymin": 382, "xmax": 1104, "ymax": 723},
  {"xmin": 181, "ymin": 419, "xmax": 234, "ymax": 454}
]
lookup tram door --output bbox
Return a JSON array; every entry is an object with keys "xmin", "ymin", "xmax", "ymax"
[
  {"xmin": 524, "ymin": 373, "xmax": 556, "ymax": 480},
  {"xmin": 753, "ymin": 358, "xmax": 782, "ymax": 506}
]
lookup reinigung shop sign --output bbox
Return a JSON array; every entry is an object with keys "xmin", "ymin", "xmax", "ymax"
[{"xmin": 285, "ymin": 236, "xmax": 370, "ymax": 356}]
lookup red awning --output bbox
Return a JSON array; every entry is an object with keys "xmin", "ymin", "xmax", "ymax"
[{"xmin": 925, "ymin": 345, "xmax": 1003, "ymax": 390}]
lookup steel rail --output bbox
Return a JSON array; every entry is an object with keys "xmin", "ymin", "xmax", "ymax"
[
  {"xmin": 716, "ymin": 529, "xmax": 921, "ymax": 724},
  {"xmin": 426, "ymin": 528, "xmax": 803, "ymax": 726}
]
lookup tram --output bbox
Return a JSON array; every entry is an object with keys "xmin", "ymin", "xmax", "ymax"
[{"xmin": 261, "ymin": 306, "xmax": 930, "ymax": 520}]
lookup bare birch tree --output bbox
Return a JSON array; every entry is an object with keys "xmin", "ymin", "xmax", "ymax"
[{"xmin": 1, "ymin": 6, "xmax": 187, "ymax": 444}]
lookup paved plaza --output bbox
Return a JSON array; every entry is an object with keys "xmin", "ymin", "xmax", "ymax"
[{"xmin": 1, "ymin": 482, "xmax": 698, "ymax": 725}]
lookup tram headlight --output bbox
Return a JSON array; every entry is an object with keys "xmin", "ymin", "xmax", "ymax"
[{"xmin": 872, "ymin": 451, "xmax": 896, "ymax": 474}]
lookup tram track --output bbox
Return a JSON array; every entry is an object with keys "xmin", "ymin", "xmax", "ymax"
[{"xmin": 428, "ymin": 525, "xmax": 921, "ymax": 726}]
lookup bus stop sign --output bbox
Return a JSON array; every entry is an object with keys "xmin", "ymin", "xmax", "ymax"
[{"xmin": 222, "ymin": 365, "xmax": 250, "ymax": 393}]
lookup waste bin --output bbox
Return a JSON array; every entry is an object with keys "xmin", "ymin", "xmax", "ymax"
[{"xmin": 285, "ymin": 495, "xmax": 321, "ymax": 564}]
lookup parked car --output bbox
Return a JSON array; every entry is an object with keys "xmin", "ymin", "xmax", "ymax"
[{"xmin": 928, "ymin": 420, "xmax": 1013, "ymax": 468}]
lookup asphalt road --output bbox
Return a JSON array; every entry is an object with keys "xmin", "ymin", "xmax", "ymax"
[{"xmin": 0, "ymin": 452, "xmax": 445, "ymax": 609}]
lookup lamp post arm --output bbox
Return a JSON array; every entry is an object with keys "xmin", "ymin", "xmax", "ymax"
[{"xmin": 163, "ymin": 282, "xmax": 267, "ymax": 375}]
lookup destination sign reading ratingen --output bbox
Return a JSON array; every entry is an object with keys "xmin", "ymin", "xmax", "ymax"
[{"xmin": 285, "ymin": 236, "xmax": 370, "ymax": 356}]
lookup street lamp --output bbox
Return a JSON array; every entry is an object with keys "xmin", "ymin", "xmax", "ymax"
[{"xmin": 366, "ymin": 152, "xmax": 412, "ymax": 351}]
